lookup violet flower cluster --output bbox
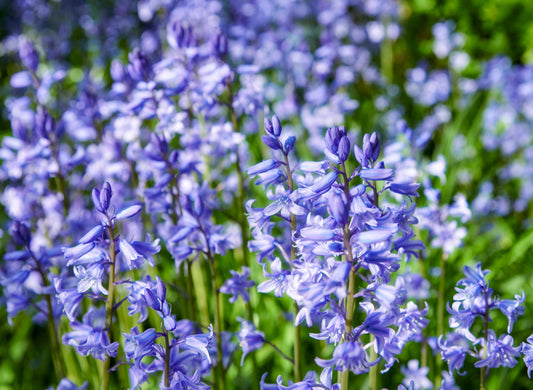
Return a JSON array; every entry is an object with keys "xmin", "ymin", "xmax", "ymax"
[
  {"xmin": 439, "ymin": 263, "xmax": 525, "ymax": 381},
  {"xmin": 247, "ymin": 116, "xmax": 428, "ymax": 387},
  {"xmin": 2, "ymin": 1, "xmax": 533, "ymax": 390}
]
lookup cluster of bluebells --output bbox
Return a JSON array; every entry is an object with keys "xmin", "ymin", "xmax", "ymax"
[
  {"xmin": 471, "ymin": 57, "xmax": 533, "ymax": 217},
  {"xmin": 3, "ymin": 0, "xmax": 533, "ymax": 390},
  {"xmin": 122, "ymin": 275, "xmax": 213, "ymax": 389},
  {"xmin": 1, "ymin": 221, "xmax": 63, "ymax": 325},
  {"xmin": 247, "ymin": 116, "xmax": 429, "ymax": 387},
  {"xmin": 439, "ymin": 264, "xmax": 525, "ymax": 377}
]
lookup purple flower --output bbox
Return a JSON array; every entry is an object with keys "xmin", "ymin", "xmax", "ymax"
[
  {"xmin": 437, "ymin": 334, "xmax": 467, "ymax": 375},
  {"xmin": 62, "ymin": 308, "xmax": 119, "ymax": 361},
  {"xmin": 260, "ymin": 369, "xmax": 339, "ymax": 390},
  {"xmin": 123, "ymin": 327, "xmax": 158, "ymax": 368},
  {"xmin": 220, "ymin": 267, "xmax": 255, "ymax": 303},
  {"xmin": 401, "ymin": 360, "xmax": 433, "ymax": 390},
  {"xmin": 19, "ymin": 37, "xmax": 39, "ymax": 72},
  {"xmin": 316, "ymin": 340, "xmax": 370, "ymax": 374},
  {"xmin": 238, "ymin": 320, "xmax": 265, "ymax": 366},
  {"xmin": 264, "ymin": 185, "xmax": 307, "ymax": 218},
  {"xmin": 496, "ymin": 293, "xmax": 525, "ymax": 333},
  {"xmin": 49, "ymin": 378, "xmax": 88, "ymax": 390},
  {"xmin": 521, "ymin": 335, "xmax": 533, "ymax": 378},
  {"xmin": 257, "ymin": 258, "xmax": 291, "ymax": 297},
  {"xmin": 324, "ymin": 126, "xmax": 350, "ymax": 164},
  {"xmin": 474, "ymin": 331, "xmax": 520, "ymax": 369}
]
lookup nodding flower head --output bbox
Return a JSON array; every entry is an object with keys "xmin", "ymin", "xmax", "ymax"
[
  {"xmin": 127, "ymin": 48, "xmax": 153, "ymax": 82},
  {"xmin": 19, "ymin": 37, "xmax": 39, "ymax": 72},
  {"xmin": 213, "ymin": 32, "xmax": 228, "ymax": 58},
  {"xmin": 167, "ymin": 21, "xmax": 196, "ymax": 50},
  {"xmin": 265, "ymin": 115, "xmax": 282, "ymax": 137},
  {"xmin": 11, "ymin": 220, "xmax": 32, "ymax": 247},
  {"xmin": 325, "ymin": 126, "xmax": 350, "ymax": 164},
  {"xmin": 35, "ymin": 106, "xmax": 55, "ymax": 140},
  {"xmin": 354, "ymin": 132, "xmax": 381, "ymax": 167},
  {"xmin": 263, "ymin": 115, "xmax": 295, "ymax": 155},
  {"xmin": 92, "ymin": 182, "xmax": 113, "ymax": 215}
]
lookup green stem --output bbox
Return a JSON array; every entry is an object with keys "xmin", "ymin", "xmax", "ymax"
[
  {"xmin": 480, "ymin": 289, "xmax": 490, "ymax": 390},
  {"xmin": 264, "ymin": 339, "xmax": 295, "ymax": 364},
  {"xmin": 282, "ymin": 153, "xmax": 302, "ymax": 381},
  {"xmin": 419, "ymin": 253, "xmax": 428, "ymax": 368},
  {"xmin": 164, "ymin": 331, "xmax": 171, "ymax": 387},
  {"xmin": 101, "ymin": 225, "xmax": 117, "ymax": 390},
  {"xmin": 369, "ymin": 342, "xmax": 378, "ymax": 390},
  {"xmin": 30, "ymin": 249, "xmax": 66, "ymax": 379},
  {"xmin": 293, "ymin": 301, "xmax": 302, "ymax": 382},
  {"xmin": 186, "ymin": 259, "xmax": 197, "ymax": 326},
  {"xmin": 235, "ymin": 152, "xmax": 250, "ymax": 268},
  {"xmin": 226, "ymin": 81, "xmax": 250, "ymax": 268},
  {"xmin": 45, "ymin": 288, "xmax": 66, "ymax": 379},
  {"xmin": 338, "ymin": 164, "xmax": 358, "ymax": 390},
  {"xmin": 245, "ymin": 299, "xmax": 258, "ymax": 377},
  {"xmin": 196, "ymin": 212, "xmax": 226, "ymax": 390},
  {"xmin": 340, "ymin": 225, "xmax": 356, "ymax": 390},
  {"xmin": 434, "ymin": 253, "xmax": 447, "ymax": 388},
  {"xmin": 208, "ymin": 258, "xmax": 226, "ymax": 390}
]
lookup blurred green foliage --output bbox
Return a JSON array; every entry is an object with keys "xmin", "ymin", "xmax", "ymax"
[{"xmin": 2, "ymin": 0, "xmax": 533, "ymax": 389}]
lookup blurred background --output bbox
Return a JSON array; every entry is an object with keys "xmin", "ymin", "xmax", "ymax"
[{"xmin": 2, "ymin": 0, "xmax": 533, "ymax": 389}]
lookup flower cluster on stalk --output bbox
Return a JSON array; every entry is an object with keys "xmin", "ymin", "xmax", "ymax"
[
  {"xmin": 248, "ymin": 116, "xmax": 427, "ymax": 386},
  {"xmin": 438, "ymin": 263, "xmax": 525, "ymax": 378}
]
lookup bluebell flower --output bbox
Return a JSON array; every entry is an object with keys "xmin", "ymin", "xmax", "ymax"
[
  {"xmin": 310, "ymin": 301, "xmax": 345, "ymax": 344},
  {"xmin": 438, "ymin": 371, "xmax": 459, "ymax": 390},
  {"xmin": 73, "ymin": 264, "xmax": 107, "ymax": 295},
  {"xmin": 260, "ymin": 369, "xmax": 340, "ymax": 390},
  {"xmin": 316, "ymin": 340, "xmax": 370, "ymax": 374},
  {"xmin": 220, "ymin": 267, "xmax": 255, "ymax": 303},
  {"xmin": 238, "ymin": 320, "xmax": 265, "ymax": 366},
  {"xmin": 497, "ymin": 293, "xmax": 525, "ymax": 333},
  {"xmin": 521, "ymin": 335, "xmax": 533, "ymax": 378},
  {"xmin": 474, "ymin": 331, "xmax": 520, "ymax": 369},
  {"xmin": 443, "ymin": 262, "xmax": 525, "ymax": 377},
  {"xmin": 437, "ymin": 334, "xmax": 468, "ymax": 375},
  {"xmin": 54, "ymin": 275, "xmax": 84, "ymax": 322},
  {"xmin": 417, "ymin": 186, "xmax": 470, "ymax": 255},
  {"xmin": 257, "ymin": 258, "xmax": 291, "ymax": 297},
  {"xmin": 48, "ymin": 378, "xmax": 88, "ymax": 390},
  {"xmin": 324, "ymin": 125, "xmax": 351, "ymax": 164},
  {"xmin": 163, "ymin": 371, "xmax": 209, "ymax": 390},
  {"xmin": 401, "ymin": 360, "xmax": 433, "ymax": 390},
  {"xmin": 264, "ymin": 185, "xmax": 307, "ymax": 218},
  {"xmin": 62, "ymin": 308, "xmax": 119, "ymax": 361},
  {"xmin": 396, "ymin": 302, "xmax": 429, "ymax": 343},
  {"xmin": 123, "ymin": 327, "xmax": 158, "ymax": 369},
  {"xmin": 19, "ymin": 37, "xmax": 39, "ymax": 73}
]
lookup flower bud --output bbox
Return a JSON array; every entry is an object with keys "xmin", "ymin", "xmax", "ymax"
[
  {"xmin": 12, "ymin": 221, "xmax": 31, "ymax": 246},
  {"xmin": 271, "ymin": 115, "xmax": 282, "ymax": 137},
  {"xmin": 19, "ymin": 38, "xmax": 39, "ymax": 72}
]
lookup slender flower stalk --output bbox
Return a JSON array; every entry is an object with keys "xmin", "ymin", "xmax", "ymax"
[
  {"xmin": 440, "ymin": 263, "xmax": 523, "ymax": 387},
  {"xmin": 101, "ymin": 220, "xmax": 116, "ymax": 390},
  {"xmin": 209, "ymin": 258, "xmax": 226, "ymax": 390},
  {"xmin": 434, "ymin": 252, "xmax": 447, "ymax": 387},
  {"xmin": 28, "ymin": 246, "xmax": 66, "ymax": 379},
  {"xmin": 227, "ymin": 79, "xmax": 250, "ymax": 268},
  {"xmin": 164, "ymin": 331, "xmax": 171, "ymax": 387},
  {"xmin": 480, "ymin": 289, "xmax": 490, "ymax": 390},
  {"xmin": 281, "ymin": 146, "xmax": 303, "ymax": 382},
  {"xmin": 195, "ymin": 213, "xmax": 226, "ymax": 390},
  {"xmin": 339, "ymin": 224, "xmax": 356, "ymax": 390}
]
